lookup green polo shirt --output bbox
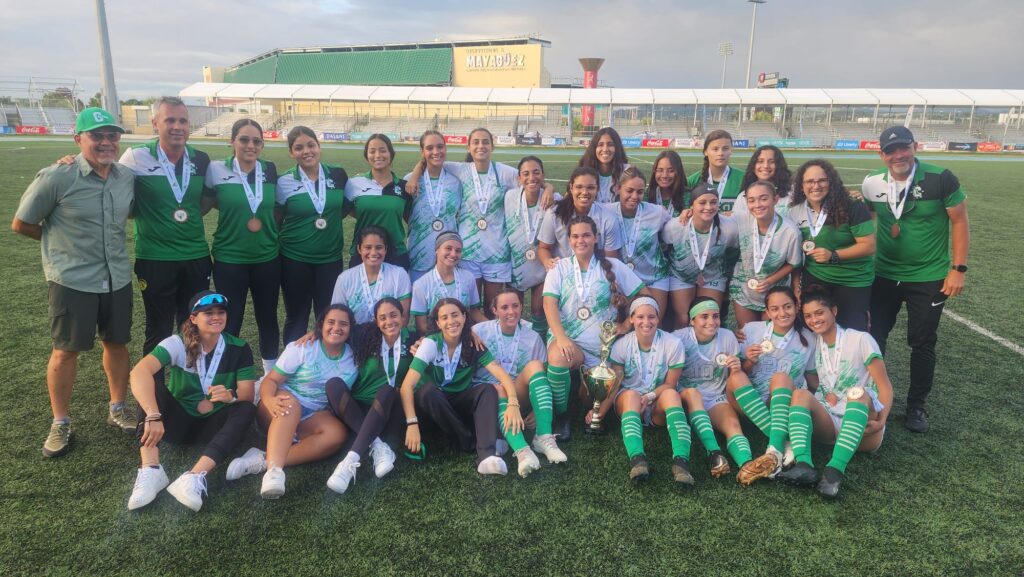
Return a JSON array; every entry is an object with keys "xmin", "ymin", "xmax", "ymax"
[
  {"xmin": 15, "ymin": 154, "xmax": 134, "ymax": 293},
  {"xmin": 686, "ymin": 167, "xmax": 745, "ymax": 212},
  {"xmin": 790, "ymin": 201, "xmax": 876, "ymax": 287},
  {"xmin": 204, "ymin": 157, "xmax": 279, "ymax": 265},
  {"xmin": 276, "ymin": 163, "xmax": 348, "ymax": 264},
  {"xmin": 410, "ymin": 333, "xmax": 495, "ymax": 394},
  {"xmin": 351, "ymin": 328, "xmax": 414, "ymax": 403}
]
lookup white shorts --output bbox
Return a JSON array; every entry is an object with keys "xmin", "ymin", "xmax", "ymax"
[
  {"xmin": 643, "ymin": 277, "xmax": 671, "ymax": 292},
  {"xmin": 613, "ymin": 388, "xmax": 656, "ymax": 426},
  {"xmin": 698, "ymin": 389, "xmax": 728, "ymax": 411},
  {"xmin": 669, "ymin": 276, "xmax": 727, "ymax": 293},
  {"xmin": 823, "ymin": 389, "xmax": 885, "ymax": 434},
  {"xmin": 461, "ymin": 260, "xmax": 512, "ymax": 283}
]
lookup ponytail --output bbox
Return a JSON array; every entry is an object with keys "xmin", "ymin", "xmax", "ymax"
[{"xmin": 180, "ymin": 317, "xmax": 202, "ymax": 369}]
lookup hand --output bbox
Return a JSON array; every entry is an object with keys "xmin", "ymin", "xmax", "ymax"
[
  {"xmin": 404, "ymin": 179, "xmax": 421, "ymax": 196},
  {"xmin": 745, "ymin": 344, "xmax": 763, "ymax": 364},
  {"xmin": 292, "ymin": 331, "xmax": 316, "ymax": 346},
  {"xmin": 543, "ymin": 257, "xmax": 560, "ymax": 271},
  {"xmin": 502, "ymin": 404, "xmax": 524, "ymax": 436},
  {"xmin": 555, "ymin": 337, "xmax": 575, "ymax": 364},
  {"xmin": 140, "ymin": 419, "xmax": 164, "ymax": 447},
  {"xmin": 808, "ymin": 248, "xmax": 832, "ymax": 263},
  {"xmin": 540, "ymin": 183, "xmax": 556, "ymax": 209},
  {"xmin": 405, "ymin": 423, "xmax": 421, "ymax": 453},
  {"xmin": 863, "ymin": 416, "xmax": 885, "ymax": 436},
  {"xmin": 54, "ymin": 155, "xmax": 75, "ymax": 166},
  {"xmin": 677, "ymin": 209, "xmax": 693, "ymax": 225},
  {"xmin": 725, "ymin": 355, "xmax": 742, "ymax": 374},
  {"xmin": 825, "ymin": 392, "xmax": 839, "ymax": 407},
  {"xmin": 848, "ymin": 188, "xmax": 864, "ymax": 202},
  {"xmin": 639, "ymin": 392, "xmax": 656, "ymax": 413},
  {"xmin": 583, "ymin": 410, "xmax": 594, "ymax": 426},
  {"xmin": 409, "ymin": 336, "xmax": 425, "ymax": 356},
  {"xmin": 941, "ymin": 270, "xmax": 965, "ymax": 297},
  {"xmin": 752, "ymin": 280, "xmax": 771, "ymax": 293},
  {"xmin": 207, "ymin": 385, "xmax": 234, "ymax": 404},
  {"xmin": 471, "ymin": 332, "xmax": 486, "ymax": 352},
  {"xmin": 271, "ymin": 393, "xmax": 295, "ymax": 418}
]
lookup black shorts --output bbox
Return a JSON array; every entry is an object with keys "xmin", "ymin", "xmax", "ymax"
[{"xmin": 48, "ymin": 282, "xmax": 133, "ymax": 352}]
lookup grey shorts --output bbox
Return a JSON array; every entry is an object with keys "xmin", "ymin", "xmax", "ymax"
[{"xmin": 48, "ymin": 282, "xmax": 132, "ymax": 352}]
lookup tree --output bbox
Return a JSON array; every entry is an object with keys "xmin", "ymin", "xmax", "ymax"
[
  {"xmin": 121, "ymin": 97, "xmax": 157, "ymax": 106},
  {"xmin": 41, "ymin": 88, "xmax": 75, "ymax": 107},
  {"xmin": 88, "ymin": 92, "xmax": 102, "ymax": 108}
]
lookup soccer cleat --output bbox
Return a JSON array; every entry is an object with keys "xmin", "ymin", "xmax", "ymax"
[
  {"xmin": 127, "ymin": 465, "xmax": 169, "ymax": 511},
  {"xmin": 628, "ymin": 455, "xmax": 650, "ymax": 483},
  {"xmin": 166, "ymin": 471, "xmax": 208, "ymax": 512},
  {"xmin": 531, "ymin": 434, "xmax": 568, "ymax": 464},
  {"xmin": 782, "ymin": 441, "xmax": 796, "ymax": 469},
  {"xmin": 515, "ymin": 447, "xmax": 541, "ymax": 478},
  {"xmin": 260, "ymin": 467, "xmax": 286, "ymax": 499},
  {"xmin": 477, "ymin": 455, "xmax": 509, "ymax": 476},
  {"xmin": 326, "ymin": 454, "xmax": 360, "ymax": 494},
  {"xmin": 777, "ymin": 462, "xmax": 821, "ymax": 488},
  {"xmin": 708, "ymin": 450, "xmax": 731, "ymax": 478},
  {"xmin": 107, "ymin": 405, "xmax": 137, "ymax": 433},
  {"xmin": 905, "ymin": 407, "xmax": 929, "ymax": 434},
  {"xmin": 494, "ymin": 439, "xmax": 509, "ymax": 456},
  {"xmin": 737, "ymin": 450, "xmax": 781, "ymax": 486},
  {"xmin": 369, "ymin": 439, "xmax": 396, "ymax": 479},
  {"xmin": 42, "ymin": 421, "xmax": 73, "ymax": 458},
  {"xmin": 817, "ymin": 466, "xmax": 844, "ymax": 499},
  {"xmin": 554, "ymin": 414, "xmax": 571, "ymax": 442},
  {"xmin": 226, "ymin": 447, "xmax": 266, "ymax": 481},
  {"xmin": 671, "ymin": 457, "xmax": 695, "ymax": 487}
]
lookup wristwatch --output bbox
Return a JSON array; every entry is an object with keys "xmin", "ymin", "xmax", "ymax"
[
  {"xmin": 951, "ymin": 264, "xmax": 968, "ymax": 273},
  {"xmin": 829, "ymin": 250, "xmax": 841, "ymax": 265}
]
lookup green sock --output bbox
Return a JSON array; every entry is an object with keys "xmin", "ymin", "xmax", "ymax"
[
  {"xmin": 498, "ymin": 398, "xmax": 528, "ymax": 452},
  {"xmin": 687, "ymin": 409, "xmax": 721, "ymax": 453},
  {"xmin": 768, "ymin": 388, "xmax": 793, "ymax": 452},
  {"xmin": 664, "ymin": 406, "xmax": 692, "ymax": 459},
  {"xmin": 826, "ymin": 402, "xmax": 870, "ymax": 474},
  {"xmin": 788, "ymin": 405, "xmax": 814, "ymax": 466},
  {"xmin": 529, "ymin": 372, "xmax": 554, "ymax": 436},
  {"xmin": 620, "ymin": 411, "xmax": 645, "ymax": 458},
  {"xmin": 547, "ymin": 364, "xmax": 571, "ymax": 415},
  {"xmin": 726, "ymin": 434, "xmax": 752, "ymax": 465},
  {"xmin": 734, "ymin": 384, "xmax": 771, "ymax": 436}
]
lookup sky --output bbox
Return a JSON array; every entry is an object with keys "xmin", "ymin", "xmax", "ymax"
[{"xmin": 0, "ymin": 0, "xmax": 1021, "ymax": 100}]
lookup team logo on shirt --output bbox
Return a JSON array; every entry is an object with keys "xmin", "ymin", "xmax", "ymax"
[
  {"xmin": 325, "ymin": 178, "xmax": 335, "ymax": 189},
  {"xmin": 910, "ymin": 185, "xmax": 923, "ymax": 199}
]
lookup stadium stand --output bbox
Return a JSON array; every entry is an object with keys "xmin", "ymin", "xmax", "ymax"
[
  {"xmin": 17, "ymin": 104, "xmax": 47, "ymax": 126},
  {"xmin": 190, "ymin": 111, "xmax": 281, "ymax": 137}
]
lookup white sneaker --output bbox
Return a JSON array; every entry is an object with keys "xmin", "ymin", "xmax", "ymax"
[
  {"xmin": 515, "ymin": 447, "xmax": 541, "ymax": 478},
  {"xmin": 477, "ymin": 455, "xmax": 508, "ymax": 476},
  {"xmin": 327, "ymin": 454, "xmax": 360, "ymax": 494},
  {"xmin": 260, "ymin": 466, "xmax": 286, "ymax": 499},
  {"xmin": 783, "ymin": 441, "xmax": 796, "ymax": 468},
  {"xmin": 495, "ymin": 439, "xmax": 509, "ymax": 456},
  {"xmin": 531, "ymin": 434, "xmax": 568, "ymax": 464},
  {"xmin": 369, "ymin": 439, "xmax": 396, "ymax": 479},
  {"xmin": 127, "ymin": 465, "xmax": 169, "ymax": 511},
  {"xmin": 226, "ymin": 447, "xmax": 266, "ymax": 481},
  {"xmin": 166, "ymin": 471, "xmax": 208, "ymax": 512}
]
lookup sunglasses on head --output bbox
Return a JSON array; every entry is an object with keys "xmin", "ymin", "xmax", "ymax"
[
  {"xmin": 236, "ymin": 136, "xmax": 263, "ymax": 146},
  {"xmin": 192, "ymin": 293, "xmax": 228, "ymax": 313}
]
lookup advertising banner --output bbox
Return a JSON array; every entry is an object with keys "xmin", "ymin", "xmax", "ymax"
[
  {"xmin": 834, "ymin": 139, "xmax": 861, "ymax": 150},
  {"xmin": 977, "ymin": 141, "xmax": 1001, "ymax": 152},
  {"xmin": 444, "ymin": 135, "xmax": 468, "ymax": 145},
  {"xmin": 496, "ymin": 135, "xmax": 515, "ymax": 146},
  {"xmin": 732, "ymin": 139, "xmax": 750, "ymax": 148},
  {"xmin": 917, "ymin": 141, "xmax": 947, "ymax": 152},
  {"xmin": 674, "ymin": 137, "xmax": 701, "ymax": 149},
  {"xmin": 15, "ymin": 125, "xmax": 47, "ymax": 134},
  {"xmin": 756, "ymin": 138, "xmax": 814, "ymax": 148},
  {"xmin": 620, "ymin": 137, "xmax": 643, "ymax": 148},
  {"xmin": 947, "ymin": 141, "xmax": 978, "ymax": 152},
  {"xmin": 0, "ymin": 126, "xmax": 13, "ymax": 134},
  {"xmin": 262, "ymin": 130, "xmax": 279, "ymax": 140},
  {"xmin": 516, "ymin": 135, "xmax": 541, "ymax": 145},
  {"xmin": 1003, "ymin": 143, "xmax": 1024, "ymax": 152},
  {"xmin": 641, "ymin": 138, "xmax": 670, "ymax": 148},
  {"xmin": 860, "ymin": 140, "xmax": 881, "ymax": 150},
  {"xmin": 321, "ymin": 132, "xmax": 349, "ymax": 142},
  {"xmin": 576, "ymin": 138, "xmax": 592, "ymax": 147}
]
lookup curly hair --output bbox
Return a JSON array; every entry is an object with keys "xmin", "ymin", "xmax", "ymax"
[
  {"xmin": 740, "ymin": 145, "xmax": 792, "ymax": 200},
  {"xmin": 578, "ymin": 127, "xmax": 628, "ymax": 183},
  {"xmin": 569, "ymin": 216, "xmax": 628, "ymax": 324},
  {"xmin": 428, "ymin": 298, "xmax": 484, "ymax": 366},
  {"xmin": 555, "ymin": 166, "xmax": 601, "ymax": 227},
  {"xmin": 647, "ymin": 150, "xmax": 688, "ymax": 213},
  {"xmin": 354, "ymin": 297, "xmax": 405, "ymax": 366},
  {"xmin": 790, "ymin": 159, "xmax": 851, "ymax": 227},
  {"xmin": 312, "ymin": 303, "xmax": 356, "ymax": 345}
]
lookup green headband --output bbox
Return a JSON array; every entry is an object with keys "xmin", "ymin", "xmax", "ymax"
[{"xmin": 689, "ymin": 300, "xmax": 720, "ymax": 319}]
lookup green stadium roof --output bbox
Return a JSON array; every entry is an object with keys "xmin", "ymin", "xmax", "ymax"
[{"xmin": 224, "ymin": 48, "xmax": 453, "ymax": 86}]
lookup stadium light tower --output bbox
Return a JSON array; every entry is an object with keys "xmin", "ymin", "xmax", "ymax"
[
  {"xmin": 719, "ymin": 42, "xmax": 734, "ymax": 89},
  {"xmin": 744, "ymin": 0, "xmax": 766, "ymax": 89},
  {"xmin": 94, "ymin": 0, "xmax": 119, "ymax": 119}
]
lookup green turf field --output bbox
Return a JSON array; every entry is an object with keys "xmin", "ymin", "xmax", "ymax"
[{"xmin": 1, "ymin": 137, "xmax": 1022, "ymax": 576}]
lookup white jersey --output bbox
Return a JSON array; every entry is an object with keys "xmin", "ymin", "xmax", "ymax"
[
  {"xmin": 609, "ymin": 329, "xmax": 686, "ymax": 394},
  {"xmin": 673, "ymin": 327, "xmax": 739, "ymax": 398},
  {"xmin": 604, "ymin": 201, "xmax": 670, "ymax": 283},
  {"xmin": 443, "ymin": 161, "xmax": 518, "ymax": 265},
  {"xmin": 596, "ymin": 163, "xmax": 630, "ymax": 203},
  {"xmin": 331, "ymin": 263, "xmax": 412, "ymax": 324},
  {"xmin": 410, "ymin": 266, "xmax": 481, "ymax": 317},
  {"xmin": 661, "ymin": 215, "xmax": 739, "ymax": 292},
  {"xmin": 813, "ymin": 328, "xmax": 884, "ymax": 417},
  {"xmin": 729, "ymin": 210, "xmax": 803, "ymax": 311},
  {"xmin": 405, "ymin": 170, "xmax": 462, "ymax": 272},
  {"xmin": 504, "ymin": 186, "xmax": 548, "ymax": 290},
  {"xmin": 536, "ymin": 202, "xmax": 624, "ymax": 258},
  {"xmin": 471, "ymin": 320, "xmax": 547, "ymax": 385},
  {"xmin": 739, "ymin": 321, "xmax": 816, "ymax": 396},
  {"xmin": 732, "ymin": 190, "xmax": 796, "ymax": 222},
  {"xmin": 273, "ymin": 340, "xmax": 358, "ymax": 412}
]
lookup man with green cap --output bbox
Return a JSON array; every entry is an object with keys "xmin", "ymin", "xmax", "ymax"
[{"xmin": 11, "ymin": 107, "xmax": 137, "ymax": 457}]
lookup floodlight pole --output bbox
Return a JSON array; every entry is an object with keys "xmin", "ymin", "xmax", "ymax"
[
  {"xmin": 719, "ymin": 42, "xmax": 734, "ymax": 89},
  {"xmin": 745, "ymin": 0, "xmax": 766, "ymax": 90},
  {"xmin": 94, "ymin": 0, "xmax": 119, "ymax": 119}
]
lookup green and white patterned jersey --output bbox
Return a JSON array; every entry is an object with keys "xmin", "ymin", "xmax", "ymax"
[
  {"xmin": 120, "ymin": 140, "xmax": 210, "ymax": 261},
  {"xmin": 661, "ymin": 215, "xmax": 739, "ymax": 291},
  {"xmin": 471, "ymin": 320, "xmax": 546, "ymax": 385},
  {"xmin": 609, "ymin": 329, "xmax": 686, "ymax": 394},
  {"xmin": 536, "ymin": 202, "xmax": 624, "ymax": 258},
  {"xmin": 738, "ymin": 321, "xmax": 816, "ymax": 397},
  {"xmin": 404, "ymin": 170, "xmax": 462, "ymax": 272},
  {"xmin": 673, "ymin": 327, "xmax": 739, "ymax": 398},
  {"xmin": 410, "ymin": 333, "xmax": 495, "ymax": 394},
  {"xmin": 344, "ymin": 172, "xmax": 412, "ymax": 257},
  {"xmin": 812, "ymin": 328, "xmax": 883, "ymax": 417},
  {"xmin": 604, "ymin": 201, "xmax": 670, "ymax": 283},
  {"xmin": 729, "ymin": 211, "xmax": 803, "ymax": 311},
  {"xmin": 276, "ymin": 163, "xmax": 348, "ymax": 264},
  {"xmin": 410, "ymin": 266, "xmax": 481, "ymax": 317},
  {"xmin": 273, "ymin": 340, "xmax": 358, "ymax": 412},
  {"xmin": 504, "ymin": 187, "xmax": 548, "ymax": 290},
  {"xmin": 205, "ymin": 157, "xmax": 279, "ymax": 265},
  {"xmin": 597, "ymin": 165, "xmax": 630, "ymax": 204},
  {"xmin": 542, "ymin": 255, "xmax": 643, "ymax": 364},
  {"xmin": 443, "ymin": 161, "xmax": 518, "ymax": 265},
  {"xmin": 330, "ymin": 263, "xmax": 412, "ymax": 324}
]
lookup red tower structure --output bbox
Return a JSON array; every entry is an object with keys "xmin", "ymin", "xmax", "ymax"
[{"xmin": 578, "ymin": 58, "xmax": 604, "ymax": 128}]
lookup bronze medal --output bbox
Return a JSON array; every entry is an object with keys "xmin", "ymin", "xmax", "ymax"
[
  {"xmin": 247, "ymin": 217, "xmax": 262, "ymax": 233},
  {"xmin": 196, "ymin": 399, "xmax": 215, "ymax": 414}
]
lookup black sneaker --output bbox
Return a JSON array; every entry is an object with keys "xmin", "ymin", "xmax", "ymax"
[
  {"xmin": 671, "ymin": 457, "xmax": 695, "ymax": 487},
  {"xmin": 555, "ymin": 414, "xmax": 571, "ymax": 442},
  {"xmin": 708, "ymin": 450, "xmax": 731, "ymax": 478},
  {"xmin": 628, "ymin": 455, "xmax": 650, "ymax": 483},
  {"xmin": 905, "ymin": 406, "xmax": 929, "ymax": 433},
  {"xmin": 776, "ymin": 461, "xmax": 821, "ymax": 488},
  {"xmin": 817, "ymin": 466, "xmax": 843, "ymax": 499}
]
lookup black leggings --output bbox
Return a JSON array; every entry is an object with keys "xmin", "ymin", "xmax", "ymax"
[
  {"xmin": 414, "ymin": 383, "xmax": 498, "ymax": 465},
  {"xmin": 135, "ymin": 256, "xmax": 212, "ymax": 355},
  {"xmin": 136, "ymin": 381, "xmax": 255, "ymax": 464},
  {"xmin": 801, "ymin": 270, "xmax": 872, "ymax": 332},
  {"xmin": 326, "ymin": 378, "xmax": 405, "ymax": 458},
  {"xmin": 213, "ymin": 257, "xmax": 281, "ymax": 359},
  {"xmin": 280, "ymin": 256, "xmax": 344, "ymax": 345}
]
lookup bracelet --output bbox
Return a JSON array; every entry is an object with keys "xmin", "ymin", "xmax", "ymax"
[
  {"xmin": 144, "ymin": 413, "xmax": 162, "ymax": 422},
  {"xmin": 507, "ymin": 399, "xmax": 520, "ymax": 408},
  {"xmin": 406, "ymin": 417, "xmax": 419, "ymax": 425}
]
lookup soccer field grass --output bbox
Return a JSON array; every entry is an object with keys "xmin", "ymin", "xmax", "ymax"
[{"xmin": 1, "ymin": 137, "xmax": 1022, "ymax": 576}]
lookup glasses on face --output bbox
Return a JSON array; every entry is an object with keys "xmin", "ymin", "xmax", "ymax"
[
  {"xmin": 803, "ymin": 178, "xmax": 830, "ymax": 188},
  {"xmin": 192, "ymin": 293, "xmax": 228, "ymax": 313},
  {"xmin": 87, "ymin": 131, "xmax": 121, "ymax": 142},
  {"xmin": 236, "ymin": 136, "xmax": 263, "ymax": 146}
]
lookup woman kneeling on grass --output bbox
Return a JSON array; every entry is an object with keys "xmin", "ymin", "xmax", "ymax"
[
  {"xmin": 224, "ymin": 304, "xmax": 361, "ymax": 499},
  {"xmin": 401, "ymin": 298, "xmax": 536, "ymax": 477},
  {"xmin": 776, "ymin": 285, "xmax": 892, "ymax": 498},
  {"xmin": 128, "ymin": 291, "xmax": 256, "ymax": 512}
]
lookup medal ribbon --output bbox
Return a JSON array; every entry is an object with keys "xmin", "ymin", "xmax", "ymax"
[
  {"xmin": 440, "ymin": 341, "xmax": 463, "ymax": 386},
  {"xmin": 633, "ymin": 331, "xmax": 661, "ymax": 387},
  {"xmin": 708, "ymin": 165, "xmax": 731, "ymax": 199},
  {"xmin": 806, "ymin": 203, "xmax": 828, "ymax": 239},
  {"xmin": 619, "ymin": 203, "xmax": 643, "ymax": 261},
  {"xmin": 491, "ymin": 320, "xmax": 521, "ymax": 374},
  {"xmin": 232, "ymin": 157, "xmax": 264, "ymax": 216},
  {"xmin": 360, "ymin": 264, "xmax": 384, "ymax": 311},
  {"xmin": 423, "ymin": 169, "xmax": 446, "ymax": 219},
  {"xmin": 300, "ymin": 163, "xmax": 327, "ymax": 216},
  {"xmin": 519, "ymin": 188, "xmax": 542, "ymax": 245},
  {"xmin": 470, "ymin": 163, "xmax": 497, "ymax": 220},
  {"xmin": 886, "ymin": 162, "xmax": 917, "ymax": 221},
  {"xmin": 157, "ymin": 144, "xmax": 190, "ymax": 206},
  {"xmin": 751, "ymin": 213, "xmax": 780, "ymax": 276},
  {"xmin": 687, "ymin": 222, "xmax": 716, "ymax": 272},
  {"xmin": 381, "ymin": 334, "xmax": 402, "ymax": 388},
  {"xmin": 818, "ymin": 328, "xmax": 845, "ymax": 392},
  {"xmin": 572, "ymin": 254, "xmax": 598, "ymax": 307},
  {"xmin": 196, "ymin": 335, "xmax": 226, "ymax": 395}
]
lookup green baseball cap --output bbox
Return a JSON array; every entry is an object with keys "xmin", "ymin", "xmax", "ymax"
[{"xmin": 75, "ymin": 107, "xmax": 125, "ymax": 134}]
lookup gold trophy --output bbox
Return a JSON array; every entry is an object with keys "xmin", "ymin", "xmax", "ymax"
[{"xmin": 580, "ymin": 320, "xmax": 622, "ymax": 435}]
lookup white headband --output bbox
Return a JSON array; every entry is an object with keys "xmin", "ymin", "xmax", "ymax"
[{"xmin": 629, "ymin": 296, "xmax": 660, "ymax": 316}]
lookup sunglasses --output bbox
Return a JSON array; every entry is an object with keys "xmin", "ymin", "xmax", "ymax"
[
  {"xmin": 236, "ymin": 136, "xmax": 264, "ymax": 146},
  {"xmin": 192, "ymin": 293, "xmax": 228, "ymax": 313},
  {"xmin": 87, "ymin": 131, "xmax": 121, "ymax": 142}
]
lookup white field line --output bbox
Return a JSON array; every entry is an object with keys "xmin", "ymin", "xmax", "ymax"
[{"xmin": 943, "ymin": 310, "xmax": 1024, "ymax": 356}]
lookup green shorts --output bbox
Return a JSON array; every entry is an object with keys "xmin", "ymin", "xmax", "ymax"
[{"xmin": 48, "ymin": 282, "xmax": 133, "ymax": 352}]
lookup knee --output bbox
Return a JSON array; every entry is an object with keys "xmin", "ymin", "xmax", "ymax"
[
  {"xmin": 657, "ymin": 389, "xmax": 681, "ymax": 406},
  {"xmin": 726, "ymin": 371, "xmax": 748, "ymax": 390},
  {"xmin": 680, "ymin": 388, "xmax": 701, "ymax": 408},
  {"xmin": 769, "ymin": 373, "xmax": 794, "ymax": 391},
  {"xmin": 325, "ymin": 377, "xmax": 350, "ymax": 401},
  {"xmin": 791, "ymin": 388, "xmax": 814, "ymax": 405},
  {"xmin": 50, "ymin": 349, "xmax": 78, "ymax": 364},
  {"xmin": 522, "ymin": 360, "xmax": 545, "ymax": 379},
  {"xmin": 321, "ymin": 419, "xmax": 348, "ymax": 451}
]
